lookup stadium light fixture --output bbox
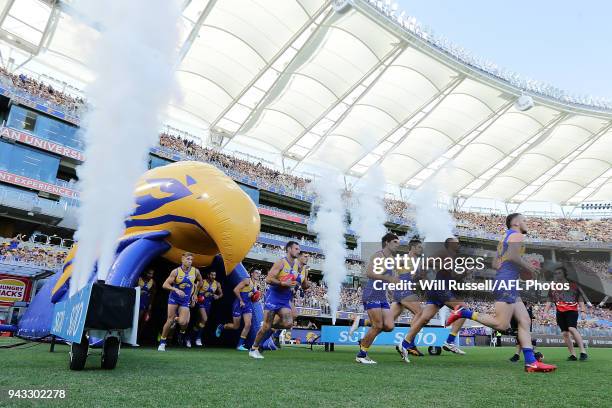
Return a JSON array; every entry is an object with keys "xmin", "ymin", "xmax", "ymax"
[{"xmin": 515, "ymin": 94, "xmax": 534, "ymax": 111}]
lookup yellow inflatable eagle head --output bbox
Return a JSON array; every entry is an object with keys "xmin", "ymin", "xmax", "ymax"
[{"xmin": 52, "ymin": 161, "xmax": 260, "ymax": 297}]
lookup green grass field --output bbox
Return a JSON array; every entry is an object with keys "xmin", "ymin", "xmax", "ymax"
[{"xmin": 0, "ymin": 339, "xmax": 610, "ymax": 408}]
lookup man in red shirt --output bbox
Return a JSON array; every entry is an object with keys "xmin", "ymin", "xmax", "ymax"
[{"xmin": 544, "ymin": 266, "xmax": 588, "ymax": 361}]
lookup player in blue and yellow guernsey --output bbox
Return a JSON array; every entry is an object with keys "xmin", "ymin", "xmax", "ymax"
[
  {"xmin": 216, "ymin": 268, "xmax": 260, "ymax": 350},
  {"xmin": 158, "ymin": 252, "xmax": 203, "ymax": 351},
  {"xmin": 137, "ymin": 269, "xmax": 156, "ymax": 339},
  {"xmin": 446, "ymin": 213, "xmax": 557, "ymax": 372},
  {"xmin": 192, "ymin": 270, "xmax": 223, "ymax": 347},
  {"xmin": 397, "ymin": 237, "xmax": 468, "ymax": 361},
  {"xmin": 249, "ymin": 241, "xmax": 301, "ymax": 359},
  {"xmin": 356, "ymin": 233, "xmax": 401, "ymax": 364}
]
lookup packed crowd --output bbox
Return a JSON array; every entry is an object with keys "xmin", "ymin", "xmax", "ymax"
[
  {"xmin": 572, "ymin": 259, "xmax": 612, "ymax": 282},
  {"xmin": 159, "ymin": 133, "xmax": 310, "ymax": 194},
  {"xmin": 0, "ymin": 236, "xmax": 68, "ymax": 269},
  {"xmin": 0, "ymin": 68, "xmax": 84, "ymax": 116},
  {"xmin": 159, "ymin": 133, "xmax": 611, "ymax": 243},
  {"xmin": 454, "ymin": 211, "xmax": 612, "ymax": 242}
]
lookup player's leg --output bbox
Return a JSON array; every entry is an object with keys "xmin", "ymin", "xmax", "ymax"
[
  {"xmin": 514, "ymin": 301, "xmax": 556, "ymax": 372},
  {"xmin": 391, "ymin": 302, "xmax": 404, "ymax": 321},
  {"xmin": 510, "ymin": 343, "xmax": 521, "ymax": 362},
  {"xmin": 564, "ymin": 310, "xmax": 586, "ymax": 360},
  {"xmin": 401, "ymin": 299, "xmax": 422, "ymax": 321},
  {"xmin": 442, "ymin": 300, "xmax": 467, "ymax": 354},
  {"xmin": 236, "ymin": 313, "xmax": 252, "ymax": 351},
  {"xmin": 557, "ymin": 310, "xmax": 576, "ymax": 360},
  {"xmin": 177, "ymin": 306, "xmax": 191, "ymax": 347},
  {"xmin": 218, "ymin": 298, "xmax": 241, "ymax": 336},
  {"xmin": 568, "ymin": 326, "xmax": 587, "ymax": 360},
  {"xmin": 400, "ymin": 303, "xmax": 439, "ymax": 358},
  {"xmin": 159, "ymin": 303, "xmax": 179, "ymax": 351},
  {"xmin": 276, "ymin": 307, "xmax": 294, "ymax": 329},
  {"xmin": 356, "ymin": 306, "xmax": 383, "ymax": 364},
  {"xmin": 448, "ymin": 301, "xmax": 513, "ymax": 331},
  {"xmin": 249, "ymin": 309, "xmax": 275, "ymax": 359},
  {"xmin": 193, "ymin": 307, "xmax": 207, "ymax": 346},
  {"xmin": 562, "ymin": 332, "xmax": 575, "ymax": 359},
  {"xmin": 223, "ymin": 316, "xmax": 242, "ymax": 331}
]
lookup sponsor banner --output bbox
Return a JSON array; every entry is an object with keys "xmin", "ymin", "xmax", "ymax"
[
  {"xmin": 51, "ymin": 282, "xmax": 93, "ymax": 343},
  {"xmin": 321, "ymin": 325, "xmax": 450, "ymax": 346},
  {"xmin": 289, "ymin": 328, "xmax": 321, "ymax": 344},
  {"xmin": 0, "ymin": 126, "xmax": 84, "ymax": 161},
  {"xmin": 0, "ymin": 275, "xmax": 32, "ymax": 306},
  {"xmin": 460, "ymin": 327, "xmax": 489, "ymax": 336},
  {"xmin": 295, "ymin": 307, "xmax": 321, "ymax": 317},
  {"xmin": 0, "ymin": 170, "xmax": 78, "ymax": 198},
  {"xmin": 501, "ymin": 334, "xmax": 612, "ymax": 348},
  {"xmin": 258, "ymin": 207, "xmax": 304, "ymax": 223},
  {"xmin": 459, "ymin": 336, "xmax": 476, "ymax": 347}
]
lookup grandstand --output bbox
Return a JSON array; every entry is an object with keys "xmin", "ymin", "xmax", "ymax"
[
  {"xmin": 0, "ymin": 1, "xmax": 610, "ymax": 406},
  {"xmin": 0, "ymin": 0, "xmax": 610, "ymax": 338}
]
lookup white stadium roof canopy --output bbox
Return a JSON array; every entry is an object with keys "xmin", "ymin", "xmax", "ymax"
[{"xmin": 0, "ymin": 0, "xmax": 610, "ymax": 205}]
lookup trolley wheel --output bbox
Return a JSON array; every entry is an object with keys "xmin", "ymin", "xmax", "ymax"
[
  {"xmin": 428, "ymin": 346, "xmax": 442, "ymax": 356},
  {"xmin": 101, "ymin": 337, "xmax": 120, "ymax": 369},
  {"xmin": 69, "ymin": 334, "xmax": 89, "ymax": 371}
]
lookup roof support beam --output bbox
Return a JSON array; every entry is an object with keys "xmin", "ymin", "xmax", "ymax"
[
  {"xmin": 355, "ymin": 76, "xmax": 467, "ymax": 180},
  {"xmin": 409, "ymin": 98, "xmax": 516, "ymax": 189},
  {"xmin": 512, "ymin": 118, "xmax": 612, "ymax": 202},
  {"xmin": 284, "ymin": 42, "xmax": 406, "ymax": 170},
  {"xmin": 573, "ymin": 175, "xmax": 612, "ymax": 204},
  {"xmin": 178, "ymin": 0, "xmax": 218, "ymax": 62},
  {"xmin": 519, "ymin": 121, "xmax": 612, "ymax": 203},
  {"xmin": 209, "ymin": 1, "xmax": 333, "ymax": 131},
  {"xmin": 464, "ymin": 112, "xmax": 569, "ymax": 200}
]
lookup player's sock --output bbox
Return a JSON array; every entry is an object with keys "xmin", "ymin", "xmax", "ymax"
[
  {"xmin": 402, "ymin": 338, "xmax": 415, "ymax": 349},
  {"xmin": 160, "ymin": 337, "xmax": 167, "ymax": 345},
  {"xmin": 459, "ymin": 308, "xmax": 477, "ymax": 320},
  {"xmin": 522, "ymin": 348, "xmax": 536, "ymax": 365},
  {"xmin": 260, "ymin": 328, "xmax": 275, "ymax": 345},
  {"xmin": 446, "ymin": 332, "xmax": 457, "ymax": 344},
  {"xmin": 237, "ymin": 336, "xmax": 246, "ymax": 348},
  {"xmin": 357, "ymin": 345, "xmax": 369, "ymax": 357}
]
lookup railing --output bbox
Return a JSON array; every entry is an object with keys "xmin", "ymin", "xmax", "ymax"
[{"xmin": 0, "ymin": 77, "xmax": 81, "ymax": 124}]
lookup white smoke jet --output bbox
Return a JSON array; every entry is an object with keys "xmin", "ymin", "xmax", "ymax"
[
  {"xmin": 70, "ymin": 0, "xmax": 182, "ymax": 295},
  {"xmin": 350, "ymin": 166, "xmax": 387, "ymax": 259},
  {"xmin": 310, "ymin": 171, "xmax": 347, "ymax": 324},
  {"xmin": 413, "ymin": 181, "xmax": 456, "ymax": 242}
]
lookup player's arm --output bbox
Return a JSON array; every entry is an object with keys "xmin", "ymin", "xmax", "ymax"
[
  {"xmin": 506, "ymin": 233, "xmax": 537, "ymax": 273},
  {"xmin": 162, "ymin": 269, "xmax": 183, "ymax": 296},
  {"xmin": 192, "ymin": 270, "xmax": 203, "ymax": 304},
  {"xmin": 266, "ymin": 260, "xmax": 293, "ymax": 287},
  {"xmin": 578, "ymin": 290, "xmax": 587, "ymax": 319},
  {"xmin": 234, "ymin": 278, "xmax": 248, "ymax": 306},
  {"xmin": 366, "ymin": 253, "xmax": 398, "ymax": 283},
  {"xmin": 300, "ymin": 266, "xmax": 311, "ymax": 290},
  {"xmin": 215, "ymin": 283, "xmax": 223, "ymax": 300}
]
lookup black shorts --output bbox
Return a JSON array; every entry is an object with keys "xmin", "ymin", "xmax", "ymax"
[
  {"xmin": 556, "ymin": 310, "xmax": 578, "ymax": 332},
  {"xmin": 510, "ymin": 317, "xmax": 533, "ymax": 335}
]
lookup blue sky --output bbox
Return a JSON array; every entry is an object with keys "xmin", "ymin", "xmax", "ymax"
[{"xmin": 396, "ymin": 0, "xmax": 610, "ymax": 99}]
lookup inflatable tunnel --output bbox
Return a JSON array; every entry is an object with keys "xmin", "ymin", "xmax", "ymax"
[{"xmin": 17, "ymin": 161, "xmax": 265, "ymax": 347}]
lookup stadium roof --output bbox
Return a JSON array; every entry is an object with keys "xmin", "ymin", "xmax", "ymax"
[{"xmin": 0, "ymin": 0, "xmax": 611, "ymax": 205}]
